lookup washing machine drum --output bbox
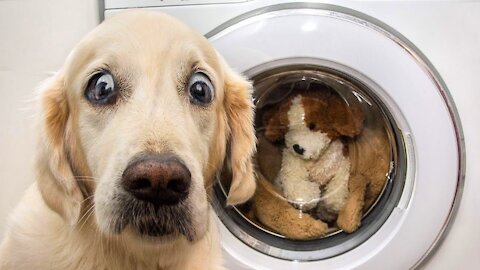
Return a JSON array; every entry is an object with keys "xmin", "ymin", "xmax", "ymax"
[{"xmin": 209, "ymin": 5, "xmax": 463, "ymax": 270}]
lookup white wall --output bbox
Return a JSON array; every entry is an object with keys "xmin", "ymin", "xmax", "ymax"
[{"xmin": 0, "ymin": 0, "xmax": 100, "ymax": 236}]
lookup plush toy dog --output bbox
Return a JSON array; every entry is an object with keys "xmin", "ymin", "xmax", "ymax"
[
  {"xmin": 249, "ymin": 82, "xmax": 389, "ymax": 239},
  {"xmin": 263, "ymin": 84, "xmax": 363, "ymax": 215}
]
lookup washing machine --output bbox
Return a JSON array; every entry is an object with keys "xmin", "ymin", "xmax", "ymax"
[{"xmin": 104, "ymin": 1, "xmax": 477, "ymax": 269}]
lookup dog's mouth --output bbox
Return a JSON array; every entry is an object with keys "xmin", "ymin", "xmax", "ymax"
[
  {"xmin": 133, "ymin": 209, "xmax": 188, "ymax": 238},
  {"xmin": 109, "ymin": 194, "xmax": 196, "ymax": 241},
  {"xmin": 136, "ymin": 218, "xmax": 174, "ymax": 237}
]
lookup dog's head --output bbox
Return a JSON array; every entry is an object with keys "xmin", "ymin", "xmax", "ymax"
[
  {"xmin": 36, "ymin": 11, "xmax": 256, "ymax": 244},
  {"xmin": 263, "ymin": 85, "xmax": 363, "ymax": 159}
]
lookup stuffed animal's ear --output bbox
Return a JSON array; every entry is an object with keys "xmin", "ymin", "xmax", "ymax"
[
  {"xmin": 223, "ymin": 66, "xmax": 257, "ymax": 206},
  {"xmin": 327, "ymin": 94, "xmax": 364, "ymax": 138},
  {"xmin": 262, "ymin": 101, "xmax": 290, "ymax": 143},
  {"xmin": 36, "ymin": 74, "xmax": 84, "ymax": 225}
]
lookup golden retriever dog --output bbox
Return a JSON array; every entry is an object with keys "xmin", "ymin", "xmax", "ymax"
[{"xmin": 0, "ymin": 10, "xmax": 256, "ymax": 270}]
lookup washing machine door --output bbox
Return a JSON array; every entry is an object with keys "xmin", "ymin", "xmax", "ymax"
[{"xmin": 208, "ymin": 3, "xmax": 464, "ymax": 270}]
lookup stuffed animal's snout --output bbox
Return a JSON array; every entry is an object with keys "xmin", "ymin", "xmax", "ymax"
[{"xmin": 285, "ymin": 127, "xmax": 331, "ymax": 160}]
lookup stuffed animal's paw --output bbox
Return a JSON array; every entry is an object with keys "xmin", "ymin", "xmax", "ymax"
[
  {"xmin": 282, "ymin": 214, "xmax": 329, "ymax": 240},
  {"xmin": 337, "ymin": 209, "xmax": 362, "ymax": 233}
]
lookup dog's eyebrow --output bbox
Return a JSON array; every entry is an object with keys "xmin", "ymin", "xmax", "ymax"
[
  {"xmin": 85, "ymin": 64, "xmax": 111, "ymax": 81},
  {"xmin": 183, "ymin": 46, "xmax": 215, "ymax": 71},
  {"xmin": 180, "ymin": 57, "xmax": 210, "ymax": 81},
  {"xmin": 190, "ymin": 60, "xmax": 201, "ymax": 70}
]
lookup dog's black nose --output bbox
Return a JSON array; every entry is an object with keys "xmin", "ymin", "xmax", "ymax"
[
  {"xmin": 121, "ymin": 154, "xmax": 191, "ymax": 206},
  {"xmin": 292, "ymin": 144, "xmax": 305, "ymax": 155}
]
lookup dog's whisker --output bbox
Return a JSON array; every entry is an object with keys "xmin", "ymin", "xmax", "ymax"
[
  {"xmin": 76, "ymin": 179, "xmax": 97, "ymax": 183},
  {"xmin": 75, "ymin": 175, "xmax": 99, "ymax": 180},
  {"xmin": 77, "ymin": 202, "xmax": 96, "ymax": 231},
  {"xmin": 78, "ymin": 207, "xmax": 95, "ymax": 231},
  {"xmin": 79, "ymin": 194, "xmax": 95, "ymax": 204}
]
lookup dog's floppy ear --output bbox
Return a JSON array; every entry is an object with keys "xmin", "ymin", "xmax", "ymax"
[
  {"xmin": 222, "ymin": 66, "xmax": 257, "ymax": 206},
  {"xmin": 36, "ymin": 74, "xmax": 84, "ymax": 225},
  {"xmin": 327, "ymin": 93, "xmax": 364, "ymax": 138}
]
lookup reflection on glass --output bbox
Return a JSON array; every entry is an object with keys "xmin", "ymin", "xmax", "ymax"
[{"xmin": 220, "ymin": 65, "xmax": 395, "ymax": 241}]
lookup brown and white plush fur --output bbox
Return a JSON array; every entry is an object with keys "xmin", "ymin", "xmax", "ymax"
[
  {"xmin": 280, "ymin": 95, "xmax": 351, "ymax": 212},
  {"xmin": 252, "ymin": 85, "xmax": 392, "ymax": 239},
  {"xmin": 263, "ymin": 86, "xmax": 363, "ymax": 220},
  {"xmin": 0, "ymin": 11, "xmax": 256, "ymax": 270}
]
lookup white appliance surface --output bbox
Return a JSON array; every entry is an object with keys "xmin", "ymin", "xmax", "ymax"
[{"xmin": 106, "ymin": 1, "xmax": 479, "ymax": 269}]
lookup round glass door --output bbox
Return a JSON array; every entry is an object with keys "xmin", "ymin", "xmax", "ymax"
[{"xmin": 213, "ymin": 62, "xmax": 406, "ymax": 260}]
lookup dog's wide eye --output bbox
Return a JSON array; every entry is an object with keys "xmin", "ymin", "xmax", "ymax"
[
  {"xmin": 85, "ymin": 71, "xmax": 118, "ymax": 105},
  {"xmin": 308, "ymin": 123, "xmax": 316, "ymax": 130},
  {"xmin": 188, "ymin": 72, "xmax": 214, "ymax": 105}
]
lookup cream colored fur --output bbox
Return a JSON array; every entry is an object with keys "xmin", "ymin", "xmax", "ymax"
[
  {"xmin": 0, "ymin": 183, "xmax": 223, "ymax": 270},
  {"xmin": 0, "ymin": 10, "xmax": 256, "ymax": 270}
]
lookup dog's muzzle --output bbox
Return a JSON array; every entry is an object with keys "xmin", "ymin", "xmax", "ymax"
[{"xmin": 114, "ymin": 154, "xmax": 197, "ymax": 239}]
